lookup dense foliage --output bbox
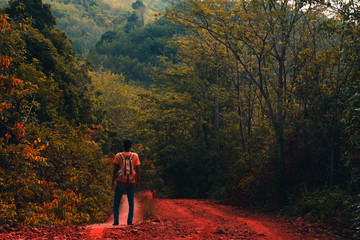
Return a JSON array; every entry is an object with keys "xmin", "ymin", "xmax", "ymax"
[
  {"xmin": 41, "ymin": 0, "xmax": 170, "ymax": 55},
  {"xmin": 0, "ymin": 0, "xmax": 171, "ymax": 55},
  {"xmin": 41, "ymin": 0, "xmax": 119, "ymax": 55},
  {"xmin": 147, "ymin": 0, "xmax": 359, "ymax": 233},
  {"xmin": 0, "ymin": 0, "xmax": 111, "ymax": 226},
  {"xmin": 89, "ymin": 18, "xmax": 181, "ymax": 85}
]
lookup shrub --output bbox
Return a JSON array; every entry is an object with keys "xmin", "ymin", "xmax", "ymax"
[
  {"xmin": 0, "ymin": 122, "xmax": 112, "ymax": 226},
  {"xmin": 284, "ymin": 188, "xmax": 354, "ymax": 224},
  {"xmin": 137, "ymin": 192, "xmax": 158, "ymax": 220}
]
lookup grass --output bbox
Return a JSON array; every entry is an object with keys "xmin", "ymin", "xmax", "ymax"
[{"xmin": 136, "ymin": 191, "xmax": 158, "ymax": 220}]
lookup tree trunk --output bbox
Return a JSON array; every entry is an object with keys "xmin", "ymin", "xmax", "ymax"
[
  {"xmin": 238, "ymin": 106, "xmax": 247, "ymax": 152},
  {"xmin": 330, "ymin": 134, "xmax": 334, "ymax": 188}
]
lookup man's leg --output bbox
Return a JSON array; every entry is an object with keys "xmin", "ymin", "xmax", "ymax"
[
  {"xmin": 113, "ymin": 181, "xmax": 124, "ymax": 225},
  {"xmin": 126, "ymin": 183, "xmax": 135, "ymax": 225}
]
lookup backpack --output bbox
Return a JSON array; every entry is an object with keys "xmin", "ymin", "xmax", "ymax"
[{"xmin": 117, "ymin": 152, "xmax": 135, "ymax": 183}]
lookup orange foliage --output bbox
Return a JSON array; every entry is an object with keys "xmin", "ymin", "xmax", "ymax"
[
  {"xmin": 0, "ymin": 13, "xmax": 10, "ymax": 30},
  {"xmin": 11, "ymin": 121, "xmax": 25, "ymax": 139},
  {"xmin": 0, "ymin": 56, "xmax": 12, "ymax": 71},
  {"xmin": 85, "ymin": 133, "xmax": 92, "ymax": 141},
  {"xmin": 0, "ymin": 102, "xmax": 12, "ymax": 112},
  {"xmin": 0, "ymin": 75, "xmax": 24, "ymax": 95},
  {"xmin": 22, "ymin": 142, "xmax": 47, "ymax": 163},
  {"xmin": 92, "ymin": 124, "xmax": 104, "ymax": 132}
]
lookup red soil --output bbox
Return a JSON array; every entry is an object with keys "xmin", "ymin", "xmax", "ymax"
[
  {"xmin": 0, "ymin": 192, "xmax": 353, "ymax": 239},
  {"xmin": 103, "ymin": 197, "xmax": 350, "ymax": 240}
]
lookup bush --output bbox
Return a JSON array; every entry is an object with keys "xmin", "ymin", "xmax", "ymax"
[
  {"xmin": 231, "ymin": 150, "xmax": 276, "ymax": 208},
  {"xmin": 0, "ymin": 122, "xmax": 112, "ymax": 226},
  {"xmin": 0, "ymin": 197, "xmax": 17, "ymax": 226},
  {"xmin": 137, "ymin": 192, "xmax": 158, "ymax": 220},
  {"xmin": 284, "ymin": 188, "xmax": 353, "ymax": 224}
]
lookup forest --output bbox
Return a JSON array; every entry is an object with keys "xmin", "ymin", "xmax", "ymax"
[{"xmin": 0, "ymin": 0, "xmax": 359, "ymax": 237}]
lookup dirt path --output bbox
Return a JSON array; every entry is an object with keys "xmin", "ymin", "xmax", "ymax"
[
  {"xmin": 104, "ymin": 198, "xmax": 349, "ymax": 239},
  {"xmin": 0, "ymin": 193, "xmax": 352, "ymax": 239}
]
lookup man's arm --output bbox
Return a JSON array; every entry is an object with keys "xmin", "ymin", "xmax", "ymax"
[
  {"xmin": 112, "ymin": 163, "xmax": 120, "ymax": 188},
  {"xmin": 135, "ymin": 166, "xmax": 140, "ymax": 186}
]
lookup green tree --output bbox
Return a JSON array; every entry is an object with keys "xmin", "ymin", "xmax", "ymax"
[
  {"xmin": 132, "ymin": 0, "xmax": 145, "ymax": 26},
  {"xmin": 5, "ymin": 0, "xmax": 96, "ymax": 123},
  {"xmin": 89, "ymin": 17, "xmax": 181, "ymax": 85},
  {"xmin": 164, "ymin": 0, "xmax": 322, "ymax": 205},
  {"xmin": 6, "ymin": 0, "xmax": 56, "ymax": 31},
  {"xmin": 161, "ymin": 0, "xmax": 359, "ymax": 210}
]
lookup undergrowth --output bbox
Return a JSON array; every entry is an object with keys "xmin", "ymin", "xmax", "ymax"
[
  {"xmin": 136, "ymin": 192, "xmax": 158, "ymax": 220},
  {"xmin": 283, "ymin": 188, "xmax": 354, "ymax": 224}
]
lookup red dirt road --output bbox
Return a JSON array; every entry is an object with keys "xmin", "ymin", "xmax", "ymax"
[
  {"xmin": 0, "ymin": 193, "xmax": 352, "ymax": 239},
  {"xmin": 104, "ymin": 198, "xmax": 349, "ymax": 240}
]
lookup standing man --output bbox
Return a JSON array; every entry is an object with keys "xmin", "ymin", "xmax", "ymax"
[{"xmin": 112, "ymin": 139, "xmax": 140, "ymax": 225}]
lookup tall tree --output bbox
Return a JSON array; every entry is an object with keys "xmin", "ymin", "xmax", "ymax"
[
  {"xmin": 165, "ymin": 0, "xmax": 321, "ymax": 204},
  {"xmin": 132, "ymin": 0, "xmax": 146, "ymax": 26},
  {"xmin": 162, "ymin": 0, "xmax": 360, "ymax": 205},
  {"xmin": 5, "ymin": 0, "xmax": 96, "ymax": 123}
]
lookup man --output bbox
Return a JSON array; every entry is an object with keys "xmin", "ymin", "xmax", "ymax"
[{"xmin": 112, "ymin": 139, "xmax": 140, "ymax": 225}]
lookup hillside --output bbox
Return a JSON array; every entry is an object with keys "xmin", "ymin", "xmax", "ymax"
[
  {"xmin": 43, "ymin": 0, "xmax": 169, "ymax": 55},
  {"xmin": 0, "ymin": 0, "xmax": 169, "ymax": 55},
  {"xmin": 103, "ymin": 0, "xmax": 168, "ymax": 14}
]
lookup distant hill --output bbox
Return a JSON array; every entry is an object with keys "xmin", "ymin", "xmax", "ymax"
[
  {"xmin": 0, "ymin": 0, "xmax": 7, "ymax": 7},
  {"xmin": 103, "ymin": 0, "xmax": 168, "ymax": 13},
  {"xmin": 0, "ymin": 0, "xmax": 169, "ymax": 55},
  {"xmin": 43, "ymin": 0, "xmax": 169, "ymax": 55}
]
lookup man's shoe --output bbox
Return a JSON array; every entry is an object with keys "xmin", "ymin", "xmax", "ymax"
[
  {"xmin": 113, "ymin": 222, "xmax": 119, "ymax": 226},
  {"xmin": 127, "ymin": 223, "xmax": 133, "ymax": 226}
]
